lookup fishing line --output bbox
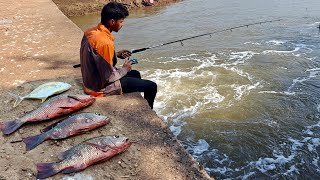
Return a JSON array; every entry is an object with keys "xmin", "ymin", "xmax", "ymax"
[
  {"xmin": 73, "ymin": 19, "xmax": 281, "ymax": 68},
  {"xmin": 130, "ymin": 19, "xmax": 281, "ymax": 53}
]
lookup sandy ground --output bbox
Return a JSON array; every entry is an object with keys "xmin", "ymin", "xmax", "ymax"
[{"xmin": 0, "ymin": 0, "xmax": 211, "ymax": 179}]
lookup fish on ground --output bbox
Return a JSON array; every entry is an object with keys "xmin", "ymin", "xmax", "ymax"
[
  {"xmin": 9, "ymin": 82, "xmax": 72, "ymax": 107},
  {"xmin": 23, "ymin": 113, "xmax": 111, "ymax": 151},
  {"xmin": 0, "ymin": 94, "xmax": 95, "ymax": 135},
  {"xmin": 36, "ymin": 135, "xmax": 132, "ymax": 179}
]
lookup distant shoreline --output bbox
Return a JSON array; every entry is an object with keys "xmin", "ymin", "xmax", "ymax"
[{"xmin": 52, "ymin": 0, "xmax": 181, "ymax": 17}]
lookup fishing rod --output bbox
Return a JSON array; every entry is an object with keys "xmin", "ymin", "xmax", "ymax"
[{"xmin": 73, "ymin": 19, "xmax": 281, "ymax": 68}]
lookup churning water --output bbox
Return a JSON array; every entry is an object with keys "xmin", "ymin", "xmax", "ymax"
[{"xmin": 71, "ymin": 0, "xmax": 320, "ymax": 178}]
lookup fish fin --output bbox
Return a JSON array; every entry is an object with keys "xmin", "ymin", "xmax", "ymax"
[
  {"xmin": 67, "ymin": 95, "xmax": 80, "ymax": 101},
  {"xmin": 23, "ymin": 133, "xmax": 47, "ymax": 151},
  {"xmin": 58, "ymin": 106, "xmax": 72, "ymax": 109},
  {"xmin": 84, "ymin": 142, "xmax": 112, "ymax": 152},
  {"xmin": 57, "ymin": 149, "xmax": 73, "ymax": 160},
  {"xmin": 61, "ymin": 164, "xmax": 86, "ymax": 174},
  {"xmin": 36, "ymin": 163, "xmax": 59, "ymax": 179},
  {"xmin": 41, "ymin": 97, "xmax": 48, "ymax": 103},
  {"xmin": 1, "ymin": 120, "xmax": 24, "ymax": 135},
  {"xmin": 42, "ymin": 120, "xmax": 61, "ymax": 132},
  {"xmin": 75, "ymin": 128, "xmax": 90, "ymax": 134},
  {"xmin": 8, "ymin": 92, "xmax": 24, "ymax": 107}
]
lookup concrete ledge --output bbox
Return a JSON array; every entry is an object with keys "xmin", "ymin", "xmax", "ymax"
[{"xmin": 0, "ymin": 0, "xmax": 211, "ymax": 179}]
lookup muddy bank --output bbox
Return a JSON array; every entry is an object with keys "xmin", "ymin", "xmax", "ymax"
[{"xmin": 52, "ymin": 0, "xmax": 181, "ymax": 17}]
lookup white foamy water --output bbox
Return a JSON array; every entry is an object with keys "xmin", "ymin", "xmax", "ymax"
[
  {"xmin": 73, "ymin": 0, "xmax": 320, "ymax": 178},
  {"xmin": 262, "ymin": 47, "xmax": 300, "ymax": 54},
  {"xmin": 146, "ymin": 26, "xmax": 320, "ymax": 178},
  {"xmin": 149, "ymin": 49, "xmax": 261, "ymax": 142},
  {"xmin": 266, "ymin": 40, "xmax": 287, "ymax": 45},
  {"xmin": 149, "ymin": 21, "xmax": 320, "ymax": 178}
]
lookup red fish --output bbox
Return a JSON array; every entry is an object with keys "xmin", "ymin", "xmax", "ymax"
[
  {"xmin": 0, "ymin": 95, "xmax": 95, "ymax": 135},
  {"xmin": 23, "ymin": 113, "xmax": 110, "ymax": 151},
  {"xmin": 36, "ymin": 135, "xmax": 132, "ymax": 179}
]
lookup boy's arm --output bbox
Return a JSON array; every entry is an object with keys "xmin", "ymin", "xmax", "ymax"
[
  {"xmin": 107, "ymin": 60, "xmax": 132, "ymax": 82},
  {"xmin": 107, "ymin": 67, "xmax": 128, "ymax": 82}
]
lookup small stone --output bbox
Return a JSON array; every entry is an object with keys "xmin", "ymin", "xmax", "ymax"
[{"xmin": 21, "ymin": 168, "xmax": 27, "ymax": 171}]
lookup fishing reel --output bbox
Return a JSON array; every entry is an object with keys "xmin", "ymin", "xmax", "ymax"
[{"xmin": 128, "ymin": 58, "xmax": 138, "ymax": 65}]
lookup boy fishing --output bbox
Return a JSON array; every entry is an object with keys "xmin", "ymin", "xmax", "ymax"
[{"xmin": 80, "ymin": 2, "xmax": 157, "ymax": 109}]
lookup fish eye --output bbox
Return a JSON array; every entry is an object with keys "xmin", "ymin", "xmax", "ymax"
[
  {"xmin": 95, "ymin": 113, "xmax": 101, "ymax": 116},
  {"xmin": 114, "ymin": 135, "xmax": 119, "ymax": 138}
]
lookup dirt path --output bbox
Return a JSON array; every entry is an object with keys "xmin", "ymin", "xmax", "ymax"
[{"xmin": 0, "ymin": 0, "xmax": 211, "ymax": 179}]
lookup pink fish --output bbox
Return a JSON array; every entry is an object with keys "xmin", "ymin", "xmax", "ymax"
[
  {"xmin": 0, "ymin": 95, "xmax": 95, "ymax": 135},
  {"xmin": 36, "ymin": 135, "xmax": 132, "ymax": 179},
  {"xmin": 23, "ymin": 113, "xmax": 110, "ymax": 151}
]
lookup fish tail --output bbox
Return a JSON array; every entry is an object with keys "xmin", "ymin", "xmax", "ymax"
[
  {"xmin": 23, "ymin": 133, "xmax": 47, "ymax": 151},
  {"xmin": 36, "ymin": 163, "xmax": 59, "ymax": 179},
  {"xmin": 8, "ymin": 92, "xmax": 24, "ymax": 107},
  {"xmin": 0, "ymin": 119, "xmax": 24, "ymax": 135}
]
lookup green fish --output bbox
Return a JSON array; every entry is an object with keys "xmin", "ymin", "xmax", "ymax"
[{"xmin": 9, "ymin": 82, "xmax": 71, "ymax": 107}]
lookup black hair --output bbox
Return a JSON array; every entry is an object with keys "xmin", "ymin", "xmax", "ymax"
[{"xmin": 101, "ymin": 2, "xmax": 129, "ymax": 26}]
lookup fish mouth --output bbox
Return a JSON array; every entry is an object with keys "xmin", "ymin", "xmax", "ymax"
[
  {"xmin": 86, "ymin": 97, "xmax": 96, "ymax": 104},
  {"xmin": 127, "ymin": 139, "xmax": 140, "ymax": 146},
  {"xmin": 121, "ymin": 138, "xmax": 131, "ymax": 144},
  {"xmin": 97, "ymin": 118, "xmax": 111, "ymax": 126},
  {"xmin": 126, "ymin": 139, "xmax": 138, "ymax": 145}
]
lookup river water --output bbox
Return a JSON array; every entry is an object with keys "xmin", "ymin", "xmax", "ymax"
[{"xmin": 70, "ymin": 0, "xmax": 320, "ymax": 179}]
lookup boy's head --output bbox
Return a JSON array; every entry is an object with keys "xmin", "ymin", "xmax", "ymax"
[{"xmin": 101, "ymin": 2, "xmax": 129, "ymax": 32}]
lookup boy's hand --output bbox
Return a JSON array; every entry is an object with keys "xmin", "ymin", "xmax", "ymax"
[
  {"xmin": 117, "ymin": 50, "xmax": 132, "ymax": 59},
  {"xmin": 122, "ymin": 60, "xmax": 133, "ymax": 71}
]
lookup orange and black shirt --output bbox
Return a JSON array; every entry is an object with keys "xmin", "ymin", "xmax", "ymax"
[{"xmin": 80, "ymin": 23, "xmax": 128, "ymax": 96}]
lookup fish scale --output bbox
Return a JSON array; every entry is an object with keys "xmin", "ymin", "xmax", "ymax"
[
  {"xmin": 21, "ymin": 97, "xmax": 74, "ymax": 123},
  {"xmin": 22, "ymin": 113, "xmax": 110, "ymax": 151},
  {"xmin": 36, "ymin": 135, "xmax": 132, "ymax": 179},
  {"xmin": 57, "ymin": 144, "xmax": 106, "ymax": 171},
  {"xmin": 0, "ymin": 94, "xmax": 96, "ymax": 135},
  {"xmin": 48, "ymin": 113, "xmax": 105, "ymax": 138}
]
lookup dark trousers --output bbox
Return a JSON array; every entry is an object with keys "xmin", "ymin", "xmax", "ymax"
[{"xmin": 120, "ymin": 70, "xmax": 157, "ymax": 109}]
